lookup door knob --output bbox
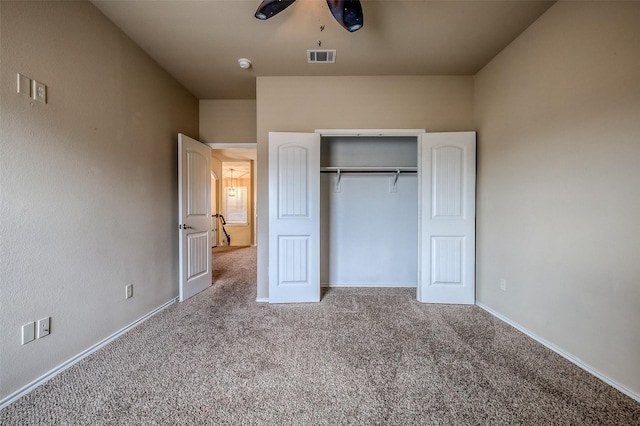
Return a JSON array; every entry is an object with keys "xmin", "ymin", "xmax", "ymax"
[{"xmin": 179, "ymin": 224, "xmax": 193, "ymax": 229}]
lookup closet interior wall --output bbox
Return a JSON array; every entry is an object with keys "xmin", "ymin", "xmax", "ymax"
[{"xmin": 320, "ymin": 136, "xmax": 419, "ymax": 287}]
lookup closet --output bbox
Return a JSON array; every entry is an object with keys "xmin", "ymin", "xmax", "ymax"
[
  {"xmin": 320, "ymin": 135, "xmax": 418, "ymax": 287},
  {"xmin": 268, "ymin": 130, "xmax": 476, "ymax": 305}
]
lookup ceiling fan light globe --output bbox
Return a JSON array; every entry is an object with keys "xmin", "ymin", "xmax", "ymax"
[
  {"xmin": 254, "ymin": 0, "xmax": 298, "ymax": 20},
  {"xmin": 327, "ymin": 0, "xmax": 364, "ymax": 32}
]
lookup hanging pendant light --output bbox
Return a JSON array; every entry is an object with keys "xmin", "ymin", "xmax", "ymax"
[
  {"xmin": 228, "ymin": 169, "xmax": 237, "ymax": 197},
  {"xmin": 255, "ymin": 0, "xmax": 297, "ymax": 20}
]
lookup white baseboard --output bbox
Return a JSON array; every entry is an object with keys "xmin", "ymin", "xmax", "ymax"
[
  {"xmin": 0, "ymin": 297, "xmax": 179, "ymax": 410},
  {"xmin": 255, "ymin": 297, "xmax": 269, "ymax": 303},
  {"xmin": 476, "ymin": 302, "xmax": 640, "ymax": 403}
]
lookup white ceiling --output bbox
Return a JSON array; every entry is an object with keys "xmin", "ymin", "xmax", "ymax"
[
  {"xmin": 221, "ymin": 161, "xmax": 252, "ymax": 178},
  {"xmin": 212, "ymin": 148, "xmax": 256, "ymax": 176},
  {"xmin": 91, "ymin": 0, "xmax": 554, "ymax": 100}
]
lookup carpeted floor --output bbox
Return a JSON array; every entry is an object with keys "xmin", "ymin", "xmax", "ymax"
[{"xmin": 2, "ymin": 245, "xmax": 639, "ymax": 425}]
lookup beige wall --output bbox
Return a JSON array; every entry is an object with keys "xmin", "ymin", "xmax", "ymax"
[
  {"xmin": 4, "ymin": 0, "xmax": 636, "ymax": 406},
  {"xmin": 200, "ymin": 100, "xmax": 256, "ymax": 143},
  {"xmin": 0, "ymin": 1, "xmax": 198, "ymax": 402},
  {"xmin": 474, "ymin": 2, "xmax": 640, "ymax": 396},
  {"xmin": 200, "ymin": 100, "xmax": 257, "ymax": 246},
  {"xmin": 256, "ymin": 76, "xmax": 475, "ymax": 299}
]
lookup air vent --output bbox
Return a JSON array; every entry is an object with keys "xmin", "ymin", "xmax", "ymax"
[{"xmin": 307, "ymin": 50, "xmax": 336, "ymax": 63}]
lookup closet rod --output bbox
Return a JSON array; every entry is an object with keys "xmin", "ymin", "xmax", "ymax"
[
  {"xmin": 320, "ymin": 167, "xmax": 417, "ymax": 173},
  {"xmin": 321, "ymin": 167, "xmax": 416, "ymax": 192}
]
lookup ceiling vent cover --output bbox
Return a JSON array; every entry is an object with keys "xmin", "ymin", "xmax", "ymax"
[{"xmin": 307, "ymin": 50, "xmax": 336, "ymax": 63}]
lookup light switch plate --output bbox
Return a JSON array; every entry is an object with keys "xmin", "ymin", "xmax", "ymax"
[
  {"xmin": 37, "ymin": 317, "xmax": 50, "ymax": 338},
  {"xmin": 32, "ymin": 80, "xmax": 47, "ymax": 104},
  {"xmin": 17, "ymin": 73, "xmax": 31, "ymax": 96},
  {"xmin": 22, "ymin": 322, "xmax": 36, "ymax": 344}
]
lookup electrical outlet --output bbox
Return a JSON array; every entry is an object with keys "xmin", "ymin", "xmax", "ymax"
[
  {"xmin": 22, "ymin": 322, "xmax": 36, "ymax": 345},
  {"xmin": 125, "ymin": 284, "xmax": 133, "ymax": 299},
  {"xmin": 37, "ymin": 317, "xmax": 50, "ymax": 339},
  {"xmin": 32, "ymin": 80, "xmax": 47, "ymax": 104},
  {"xmin": 500, "ymin": 279, "xmax": 507, "ymax": 291}
]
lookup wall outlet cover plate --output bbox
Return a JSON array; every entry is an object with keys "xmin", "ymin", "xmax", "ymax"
[
  {"xmin": 17, "ymin": 73, "xmax": 31, "ymax": 96},
  {"xmin": 37, "ymin": 317, "xmax": 50, "ymax": 338},
  {"xmin": 32, "ymin": 80, "xmax": 47, "ymax": 104},
  {"xmin": 22, "ymin": 322, "xmax": 36, "ymax": 344}
]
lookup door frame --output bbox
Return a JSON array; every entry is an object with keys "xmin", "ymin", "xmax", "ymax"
[
  {"xmin": 265, "ymin": 129, "xmax": 426, "ymax": 303},
  {"xmin": 208, "ymin": 143, "xmax": 257, "ymax": 246},
  {"xmin": 211, "ymin": 170, "xmax": 218, "ymax": 247},
  {"xmin": 315, "ymin": 128, "xmax": 426, "ymax": 297},
  {"xmin": 315, "ymin": 129, "xmax": 426, "ymax": 137}
]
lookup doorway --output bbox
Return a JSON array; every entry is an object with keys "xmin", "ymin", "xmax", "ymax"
[
  {"xmin": 209, "ymin": 144, "xmax": 257, "ymax": 247},
  {"xmin": 209, "ymin": 144, "xmax": 257, "ymax": 290}
]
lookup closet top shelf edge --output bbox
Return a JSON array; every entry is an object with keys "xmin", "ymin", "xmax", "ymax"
[
  {"xmin": 315, "ymin": 129, "xmax": 426, "ymax": 137},
  {"xmin": 320, "ymin": 166, "xmax": 417, "ymax": 173}
]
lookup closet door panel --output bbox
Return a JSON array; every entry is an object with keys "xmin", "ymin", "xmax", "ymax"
[
  {"xmin": 269, "ymin": 132, "xmax": 320, "ymax": 303},
  {"xmin": 433, "ymin": 146, "xmax": 463, "ymax": 217},
  {"xmin": 418, "ymin": 132, "xmax": 476, "ymax": 304}
]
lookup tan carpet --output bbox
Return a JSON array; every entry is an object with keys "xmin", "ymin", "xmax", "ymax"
[{"xmin": 2, "ymin": 246, "xmax": 639, "ymax": 425}]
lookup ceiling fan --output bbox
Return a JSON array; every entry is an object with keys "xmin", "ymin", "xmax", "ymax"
[{"xmin": 255, "ymin": 0, "xmax": 363, "ymax": 32}]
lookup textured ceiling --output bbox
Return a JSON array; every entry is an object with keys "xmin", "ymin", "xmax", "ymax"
[{"xmin": 91, "ymin": 0, "xmax": 554, "ymax": 99}]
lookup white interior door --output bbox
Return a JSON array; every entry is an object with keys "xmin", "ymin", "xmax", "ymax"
[
  {"xmin": 178, "ymin": 133, "xmax": 212, "ymax": 301},
  {"xmin": 418, "ymin": 132, "xmax": 476, "ymax": 304},
  {"xmin": 268, "ymin": 132, "xmax": 321, "ymax": 303}
]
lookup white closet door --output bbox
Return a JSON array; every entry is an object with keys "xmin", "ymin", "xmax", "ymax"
[
  {"xmin": 418, "ymin": 132, "xmax": 476, "ymax": 304},
  {"xmin": 268, "ymin": 132, "xmax": 321, "ymax": 303}
]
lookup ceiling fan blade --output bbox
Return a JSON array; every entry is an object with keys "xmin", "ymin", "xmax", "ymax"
[
  {"xmin": 326, "ymin": 0, "xmax": 363, "ymax": 32},
  {"xmin": 255, "ymin": 0, "xmax": 298, "ymax": 20}
]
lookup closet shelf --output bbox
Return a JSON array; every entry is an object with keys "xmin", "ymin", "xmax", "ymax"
[{"xmin": 320, "ymin": 166, "xmax": 417, "ymax": 173}]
